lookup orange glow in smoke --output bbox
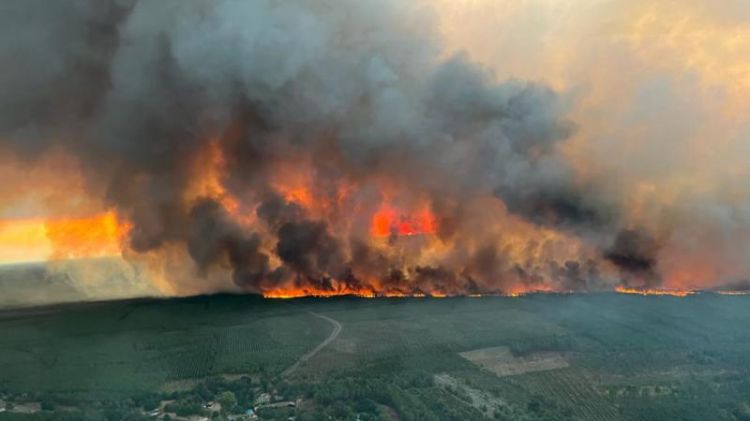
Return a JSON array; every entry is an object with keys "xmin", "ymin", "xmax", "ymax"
[
  {"xmin": 0, "ymin": 211, "xmax": 131, "ymax": 264},
  {"xmin": 268, "ymin": 160, "xmax": 355, "ymax": 218},
  {"xmin": 187, "ymin": 140, "xmax": 242, "ymax": 217},
  {"xmin": 282, "ymin": 187, "xmax": 314, "ymax": 209},
  {"xmin": 45, "ymin": 211, "xmax": 131, "ymax": 260},
  {"xmin": 371, "ymin": 204, "xmax": 437, "ymax": 237}
]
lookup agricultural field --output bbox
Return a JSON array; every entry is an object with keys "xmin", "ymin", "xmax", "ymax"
[
  {"xmin": 458, "ymin": 346, "xmax": 569, "ymax": 376},
  {"xmin": 2, "ymin": 294, "xmax": 750, "ymax": 420},
  {"xmin": 0, "ymin": 295, "xmax": 331, "ymax": 399}
]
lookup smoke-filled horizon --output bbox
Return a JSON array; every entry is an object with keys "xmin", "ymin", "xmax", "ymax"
[{"xmin": 1, "ymin": 0, "xmax": 749, "ymax": 300}]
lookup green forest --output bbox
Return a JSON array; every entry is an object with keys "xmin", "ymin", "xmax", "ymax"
[{"xmin": 1, "ymin": 294, "xmax": 750, "ymax": 420}]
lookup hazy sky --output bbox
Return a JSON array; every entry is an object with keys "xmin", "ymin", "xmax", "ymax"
[{"xmin": 436, "ymin": 0, "xmax": 750, "ymax": 289}]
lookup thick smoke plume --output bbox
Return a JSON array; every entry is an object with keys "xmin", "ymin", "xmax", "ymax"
[{"xmin": 1, "ymin": 0, "xmax": 745, "ymax": 297}]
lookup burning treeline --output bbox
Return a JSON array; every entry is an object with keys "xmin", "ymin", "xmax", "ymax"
[{"xmin": 0, "ymin": 0, "xmax": 748, "ymax": 298}]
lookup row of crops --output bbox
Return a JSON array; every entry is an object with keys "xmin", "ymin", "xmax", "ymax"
[
  {"xmin": 511, "ymin": 369, "xmax": 620, "ymax": 421},
  {"xmin": 0, "ymin": 297, "xmax": 331, "ymax": 398}
]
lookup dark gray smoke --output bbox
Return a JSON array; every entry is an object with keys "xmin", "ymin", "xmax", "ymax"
[
  {"xmin": 187, "ymin": 199, "xmax": 269, "ymax": 287},
  {"xmin": 604, "ymin": 229, "xmax": 660, "ymax": 288},
  {"xmin": 257, "ymin": 194, "xmax": 304, "ymax": 231},
  {"xmin": 276, "ymin": 221, "xmax": 343, "ymax": 278},
  {"xmin": 0, "ymin": 0, "xmax": 651, "ymax": 294}
]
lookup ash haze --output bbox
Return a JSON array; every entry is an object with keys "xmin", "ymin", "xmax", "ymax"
[{"xmin": 1, "ymin": 0, "xmax": 749, "ymax": 304}]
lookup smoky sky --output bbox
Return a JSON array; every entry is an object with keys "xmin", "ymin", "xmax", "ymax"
[{"xmin": 0, "ymin": 0, "xmax": 685, "ymax": 294}]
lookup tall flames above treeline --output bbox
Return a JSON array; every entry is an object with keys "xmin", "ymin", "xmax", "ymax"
[{"xmin": 1, "ymin": 0, "xmax": 749, "ymax": 298}]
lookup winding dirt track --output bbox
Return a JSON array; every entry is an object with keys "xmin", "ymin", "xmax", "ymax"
[{"xmin": 281, "ymin": 312, "xmax": 342, "ymax": 378}]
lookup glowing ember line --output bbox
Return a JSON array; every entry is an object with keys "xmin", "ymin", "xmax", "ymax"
[
  {"xmin": 615, "ymin": 286, "xmax": 695, "ymax": 297},
  {"xmin": 261, "ymin": 289, "xmax": 563, "ymax": 299}
]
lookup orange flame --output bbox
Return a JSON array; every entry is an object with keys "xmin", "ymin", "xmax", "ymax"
[
  {"xmin": 262, "ymin": 285, "xmax": 377, "ymax": 299},
  {"xmin": 261, "ymin": 286, "xmax": 557, "ymax": 299},
  {"xmin": 615, "ymin": 286, "xmax": 694, "ymax": 297},
  {"xmin": 371, "ymin": 204, "xmax": 437, "ymax": 237}
]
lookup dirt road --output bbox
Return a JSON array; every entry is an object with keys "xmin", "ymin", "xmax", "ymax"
[{"xmin": 281, "ymin": 312, "xmax": 342, "ymax": 377}]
